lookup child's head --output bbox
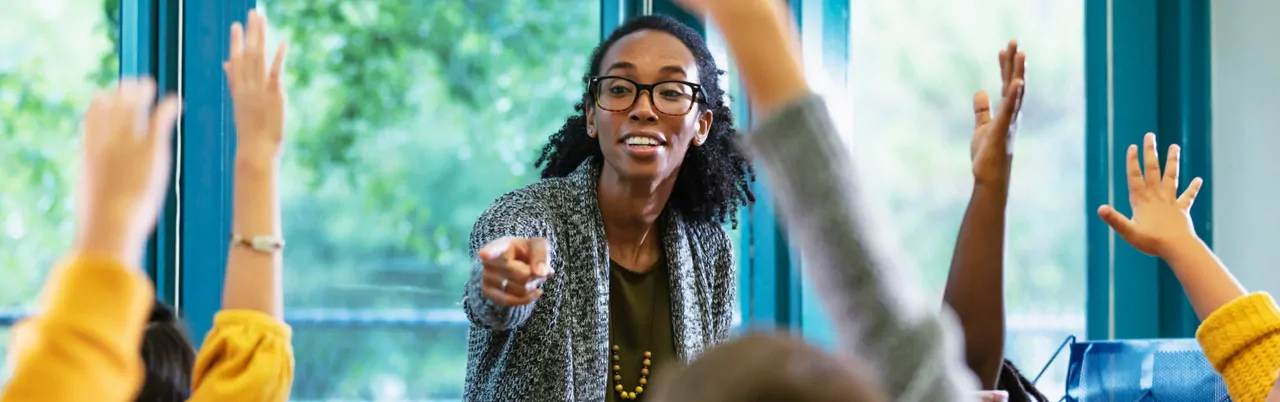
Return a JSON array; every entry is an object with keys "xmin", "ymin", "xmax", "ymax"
[
  {"xmin": 136, "ymin": 300, "xmax": 195, "ymax": 402},
  {"xmin": 996, "ymin": 359, "xmax": 1049, "ymax": 402},
  {"xmin": 648, "ymin": 333, "xmax": 886, "ymax": 402}
]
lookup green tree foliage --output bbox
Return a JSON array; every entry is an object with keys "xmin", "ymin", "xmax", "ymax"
[
  {"xmin": 0, "ymin": 0, "xmax": 118, "ymax": 370},
  {"xmin": 0, "ymin": 0, "xmax": 118, "ymax": 312},
  {"xmin": 262, "ymin": 0, "xmax": 599, "ymax": 398}
]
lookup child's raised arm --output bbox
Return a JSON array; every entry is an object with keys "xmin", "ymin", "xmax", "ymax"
[
  {"xmin": 188, "ymin": 9, "xmax": 294, "ymax": 402},
  {"xmin": 1097, "ymin": 133, "xmax": 1276, "ymax": 402}
]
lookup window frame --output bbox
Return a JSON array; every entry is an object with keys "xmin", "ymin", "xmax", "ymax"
[
  {"xmin": 126, "ymin": 0, "xmax": 182, "ymax": 307},
  {"xmin": 1084, "ymin": 0, "xmax": 1210, "ymax": 340},
  {"xmin": 179, "ymin": 0, "xmax": 253, "ymax": 347},
  {"xmin": 165, "ymin": 0, "xmax": 1212, "ymax": 358},
  {"xmin": 0, "ymin": 0, "xmax": 172, "ymax": 326}
]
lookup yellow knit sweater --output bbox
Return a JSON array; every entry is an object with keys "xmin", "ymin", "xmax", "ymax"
[
  {"xmin": 1197, "ymin": 292, "xmax": 1280, "ymax": 402},
  {"xmin": 0, "ymin": 255, "xmax": 294, "ymax": 402}
]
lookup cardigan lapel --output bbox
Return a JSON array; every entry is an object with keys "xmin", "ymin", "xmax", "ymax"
[
  {"xmin": 566, "ymin": 160, "xmax": 612, "ymax": 400},
  {"xmin": 660, "ymin": 211, "xmax": 709, "ymax": 362}
]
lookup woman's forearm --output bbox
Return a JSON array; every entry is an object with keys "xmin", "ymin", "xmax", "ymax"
[
  {"xmin": 942, "ymin": 184, "xmax": 1008, "ymax": 388},
  {"xmin": 1161, "ymin": 237, "xmax": 1247, "ymax": 320},
  {"xmin": 223, "ymin": 155, "xmax": 284, "ymax": 318}
]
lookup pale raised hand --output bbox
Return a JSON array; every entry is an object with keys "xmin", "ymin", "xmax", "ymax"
[
  {"xmin": 75, "ymin": 78, "xmax": 182, "ymax": 263},
  {"xmin": 1097, "ymin": 133, "xmax": 1203, "ymax": 256},
  {"xmin": 225, "ymin": 9, "xmax": 288, "ymax": 157},
  {"xmin": 970, "ymin": 40, "xmax": 1026, "ymax": 185}
]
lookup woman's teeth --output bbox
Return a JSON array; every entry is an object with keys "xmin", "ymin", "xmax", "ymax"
[{"xmin": 625, "ymin": 137, "xmax": 660, "ymax": 146}]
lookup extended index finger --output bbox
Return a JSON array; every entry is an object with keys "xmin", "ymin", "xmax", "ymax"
[{"xmin": 479, "ymin": 237, "xmax": 518, "ymax": 262}]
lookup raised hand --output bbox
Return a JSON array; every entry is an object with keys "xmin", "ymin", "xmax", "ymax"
[
  {"xmin": 1098, "ymin": 133, "xmax": 1204, "ymax": 257},
  {"xmin": 75, "ymin": 78, "xmax": 183, "ymax": 263},
  {"xmin": 225, "ymin": 9, "xmax": 288, "ymax": 158},
  {"xmin": 971, "ymin": 41, "xmax": 1026, "ymax": 186},
  {"xmin": 478, "ymin": 237, "xmax": 554, "ymax": 307}
]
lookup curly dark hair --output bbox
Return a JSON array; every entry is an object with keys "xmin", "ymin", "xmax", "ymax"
[{"xmin": 534, "ymin": 14, "xmax": 755, "ymax": 227}]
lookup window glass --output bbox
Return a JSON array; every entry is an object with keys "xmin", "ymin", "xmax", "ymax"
[
  {"xmin": 829, "ymin": 0, "xmax": 1085, "ymax": 397},
  {"xmin": 0, "ymin": 0, "xmax": 119, "ymax": 380},
  {"xmin": 262, "ymin": 1, "xmax": 600, "ymax": 399}
]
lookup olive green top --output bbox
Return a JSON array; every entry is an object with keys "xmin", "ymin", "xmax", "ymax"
[{"xmin": 606, "ymin": 255, "xmax": 676, "ymax": 402}]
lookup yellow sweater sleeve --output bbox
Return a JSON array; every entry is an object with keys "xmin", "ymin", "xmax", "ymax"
[
  {"xmin": 189, "ymin": 310, "xmax": 295, "ymax": 402},
  {"xmin": 1196, "ymin": 292, "xmax": 1280, "ymax": 402},
  {"xmin": 0, "ymin": 255, "xmax": 153, "ymax": 402}
]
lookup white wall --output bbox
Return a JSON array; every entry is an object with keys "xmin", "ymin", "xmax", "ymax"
[{"xmin": 1211, "ymin": 1, "xmax": 1280, "ymax": 296}]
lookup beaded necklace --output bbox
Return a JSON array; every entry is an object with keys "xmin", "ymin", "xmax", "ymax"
[{"xmin": 609, "ymin": 269, "xmax": 660, "ymax": 401}]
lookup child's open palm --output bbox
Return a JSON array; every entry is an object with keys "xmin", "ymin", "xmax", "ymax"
[{"xmin": 1097, "ymin": 133, "xmax": 1203, "ymax": 257}]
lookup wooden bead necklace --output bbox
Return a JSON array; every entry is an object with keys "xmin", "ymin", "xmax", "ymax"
[
  {"xmin": 610, "ymin": 257, "xmax": 661, "ymax": 400},
  {"xmin": 611, "ymin": 346, "xmax": 651, "ymax": 400}
]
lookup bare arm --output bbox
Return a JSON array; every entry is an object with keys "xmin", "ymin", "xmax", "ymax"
[
  {"xmin": 942, "ymin": 43, "xmax": 1026, "ymax": 388},
  {"xmin": 942, "ymin": 185, "xmax": 1008, "ymax": 388},
  {"xmin": 222, "ymin": 158, "xmax": 283, "ymax": 317},
  {"xmin": 1161, "ymin": 237, "xmax": 1246, "ymax": 320},
  {"xmin": 220, "ymin": 10, "xmax": 288, "ymax": 317}
]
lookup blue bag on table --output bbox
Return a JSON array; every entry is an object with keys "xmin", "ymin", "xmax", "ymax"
[{"xmin": 1062, "ymin": 337, "xmax": 1230, "ymax": 401}]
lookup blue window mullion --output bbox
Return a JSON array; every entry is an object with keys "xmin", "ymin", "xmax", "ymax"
[
  {"xmin": 1083, "ymin": 0, "xmax": 1112, "ymax": 341},
  {"xmin": 155, "ymin": 0, "xmax": 180, "ymax": 306},
  {"xmin": 1154, "ymin": 0, "xmax": 1210, "ymax": 339},
  {"xmin": 732, "ymin": 1, "xmax": 800, "ymax": 331},
  {"xmin": 1109, "ymin": 0, "xmax": 1163, "ymax": 341},
  {"xmin": 121, "ymin": 0, "xmax": 180, "ymax": 305},
  {"xmin": 601, "ymin": 0, "xmax": 628, "ymax": 38},
  {"xmin": 1085, "ymin": 0, "xmax": 1210, "ymax": 340},
  {"xmin": 180, "ymin": 0, "xmax": 255, "ymax": 347},
  {"xmin": 650, "ymin": 1, "xmax": 702, "ymax": 32},
  {"xmin": 794, "ymin": 0, "xmax": 848, "ymax": 349}
]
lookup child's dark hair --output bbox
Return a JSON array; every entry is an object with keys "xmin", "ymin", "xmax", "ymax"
[
  {"xmin": 136, "ymin": 300, "xmax": 195, "ymax": 402},
  {"xmin": 648, "ymin": 333, "xmax": 885, "ymax": 402},
  {"xmin": 997, "ymin": 359, "xmax": 1050, "ymax": 402},
  {"xmin": 534, "ymin": 14, "xmax": 755, "ymax": 227}
]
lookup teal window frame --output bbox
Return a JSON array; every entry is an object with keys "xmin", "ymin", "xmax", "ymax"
[
  {"xmin": 79, "ymin": 0, "xmax": 1211, "ymax": 373},
  {"xmin": 1085, "ymin": 0, "xmax": 1210, "ymax": 340},
  {"xmin": 126, "ymin": 0, "xmax": 181, "ymax": 308}
]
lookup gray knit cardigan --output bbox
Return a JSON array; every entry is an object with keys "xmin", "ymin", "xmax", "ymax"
[{"xmin": 462, "ymin": 159, "xmax": 737, "ymax": 402}]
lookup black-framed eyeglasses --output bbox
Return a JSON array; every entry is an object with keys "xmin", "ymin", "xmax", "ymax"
[{"xmin": 589, "ymin": 75, "xmax": 707, "ymax": 116}]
